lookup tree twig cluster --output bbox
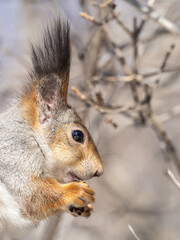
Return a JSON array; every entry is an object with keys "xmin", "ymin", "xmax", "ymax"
[{"xmin": 71, "ymin": 0, "xmax": 180, "ymax": 185}]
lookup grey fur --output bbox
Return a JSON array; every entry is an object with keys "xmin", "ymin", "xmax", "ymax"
[{"xmin": 0, "ymin": 16, "xmax": 103, "ymax": 237}]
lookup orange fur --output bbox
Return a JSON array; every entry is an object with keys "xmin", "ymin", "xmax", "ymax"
[
  {"xmin": 0, "ymin": 17, "xmax": 103, "ymax": 231},
  {"xmin": 19, "ymin": 85, "xmax": 38, "ymax": 129},
  {"xmin": 22, "ymin": 176, "xmax": 94, "ymax": 220},
  {"xmin": 48, "ymin": 123, "xmax": 103, "ymax": 177}
]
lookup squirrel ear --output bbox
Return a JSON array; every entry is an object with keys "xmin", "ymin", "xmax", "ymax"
[
  {"xmin": 30, "ymin": 17, "xmax": 70, "ymax": 124},
  {"xmin": 36, "ymin": 74, "xmax": 68, "ymax": 124},
  {"xmin": 20, "ymin": 17, "xmax": 70, "ymax": 127}
]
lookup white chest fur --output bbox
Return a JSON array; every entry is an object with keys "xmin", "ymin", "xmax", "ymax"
[{"xmin": 0, "ymin": 182, "xmax": 33, "ymax": 238}]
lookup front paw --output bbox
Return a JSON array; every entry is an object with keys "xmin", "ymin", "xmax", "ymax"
[
  {"xmin": 63, "ymin": 181, "xmax": 95, "ymax": 217},
  {"xmin": 69, "ymin": 204, "xmax": 93, "ymax": 217}
]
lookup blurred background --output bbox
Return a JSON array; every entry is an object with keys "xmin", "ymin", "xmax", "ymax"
[{"xmin": 1, "ymin": 0, "xmax": 180, "ymax": 239}]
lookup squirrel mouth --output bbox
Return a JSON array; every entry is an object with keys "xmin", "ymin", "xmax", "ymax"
[{"xmin": 64, "ymin": 171, "xmax": 83, "ymax": 183}]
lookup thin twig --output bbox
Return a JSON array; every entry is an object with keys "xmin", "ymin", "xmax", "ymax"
[
  {"xmin": 80, "ymin": 11, "xmax": 114, "ymax": 26},
  {"xmin": 153, "ymin": 44, "xmax": 176, "ymax": 89},
  {"xmin": 142, "ymin": 66, "xmax": 180, "ymax": 78},
  {"xmin": 80, "ymin": 12, "xmax": 102, "ymax": 26},
  {"xmin": 133, "ymin": 17, "xmax": 139, "ymax": 74},
  {"xmin": 103, "ymin": 25, "xmax": 132, "ymax": 75},
  {"xmin": 150, "ymin": 116, "xmax": 180, "ymax": 174},
  {"xmin": 109, "ymin": 7, "xmax": 132, "ymax": 36},
  {"xmin": 76, "ymin": 0, "xmax": 180, "ymax": 176},
  {"xmin": 92, "ymin": 74, "xmax": 142, "ymax": 83},
  {"xmin": 91, "ymin": 0, "xmax": 113, "ymax": 8},
  {"xmin": 166, "ymin": 169, "xmax": 180, "ymax": 189},
  {"xmin": 92, "ymin": 65, "xmax": 180, "ymax": 83},
  {"xmin": 128, "ymin": 224, "xmax": 142, "ymax": 240},
  {"xmin": 93, "ymin": 0, "xmax": 132, "ymax": 37},
  {"xmin": 123, "ymin": 0, "xmax": 180, "ymax": 35},
  {"xmin": 161, "ymin": 44, "xmax": 175, "ymax": 71},
  {"xmin": 71, "ymin": 86, "xmax": 138, "ymax": 114}
]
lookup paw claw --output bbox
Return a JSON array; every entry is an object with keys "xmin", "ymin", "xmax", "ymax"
[
  {"xmin": 68, "ymin": 204, "xmax": 93, "ymax": 217},
  {"xmin": 64, "ymin": 182, "xmax": 95, "ymax": 217}
]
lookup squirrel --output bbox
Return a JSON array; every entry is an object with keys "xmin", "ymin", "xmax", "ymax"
[{"xmin": 0, "ymin": 16, "xmax": 103, "ymax": 237}]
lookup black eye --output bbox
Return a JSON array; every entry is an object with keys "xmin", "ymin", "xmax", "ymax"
[{"xmin": 72, "ymin": 130, "xmax": 84, "ymax": 144}]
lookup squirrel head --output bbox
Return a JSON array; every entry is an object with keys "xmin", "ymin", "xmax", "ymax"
[{"xmin": 19, "ymin": 18, "xmax": 103, "ymax": 183}]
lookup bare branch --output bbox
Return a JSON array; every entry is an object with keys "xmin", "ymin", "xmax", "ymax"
[
  {"xmin": 103, "ymin": 25, "xmax": 132, "ymax": 76},
  {"xmin": 92, "ymin": 64, "xmax": 180, "ymax": 84},
  {"xmin": 92, "ymin": 74, "xmax": 142, "ymax": 83},
  {"xmin": 104, "ymin": 117, "xmax": 118, "ymax": 128},
  {"xmin": 109, "ymin": 7, "xmax": 132, "ymax": 36},
  {"xmin": 160, "ymin": 44, "xmax": 175, "ymax": 71},
  {"xmin": 123, "ymin": 0, "xmax": 180, "ymax": 35},
  {"xmin": 133, "ymin": 17, "xmax": 139, "ymax": 74},
  {"xmin": 91, "ymin": 0, "xmax": 113, "ymax": 8},
  {"xmin": 142, "ymin": 66, "xmax": 180, "ymax": 78},
  {"xmin": 166, "ymin": 169, "xmax": 180, "ymax": 189},
  {"xmin": 71, "ymin": 86, "xmax": 138, "ymax": 114},
  {"xmin": 128, "ymin": 224, "xmax": 142, "ymax": 240},
  {"xmin": 150, "ymin": 116, "xmax": 180, "ymax": 174},
  {"xmin": 77, "ymin": 0, "xmax": 180, "ymax": 176},
  {"xmin": 80, "ymin": 12, "xmax": 102, "ymax": 26}
]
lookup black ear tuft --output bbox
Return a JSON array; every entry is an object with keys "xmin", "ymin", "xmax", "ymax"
[
  {"xmin": 31, "ymin": 17, "xmax": 71, "ymax": 80},
  {"xmin": 20, "ymin": 16, "xmax": 72, "ymax": 127},
  {"xmin": 26, "ymin": 16, "xmax": 71, "ymax": 124}
]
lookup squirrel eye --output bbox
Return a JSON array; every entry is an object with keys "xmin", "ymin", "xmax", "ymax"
[{"xmin": 72, "ymin": 130, "xmax": 84, "ymax": 144}]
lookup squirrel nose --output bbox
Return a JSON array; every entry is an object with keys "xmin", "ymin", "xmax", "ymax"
[{"xmin": 93, "ymin": 168, "xmax": 104, "ymax": 177}]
